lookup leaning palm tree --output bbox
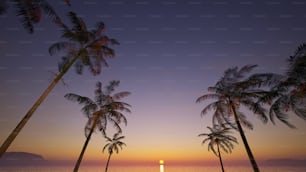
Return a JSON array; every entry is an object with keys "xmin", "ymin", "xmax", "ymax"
[
  {"xmin": 103, "ymin": 133, "xmax": 126, "ymax": 172},
  {"xmin": 0, "ymin": 12, "xmax": 119, "ymax": 157},
  {"xmin": 260, "ymin": 44, "xmax": 306, "ymax": 128},
  {"xmin": 199, "ymin": 125, "xmax": 237, "ymax": 172},
  {"xmin": 65, "ymin": 80, "xmax": 131, "ymax": 172},
  {"xmin": 196, "ymin": 64, "xmax": 275, "ymax": 172}
]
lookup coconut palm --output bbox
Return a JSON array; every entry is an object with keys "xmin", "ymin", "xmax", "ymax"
[
  {"xmin": 260, "ymin": 44, "xmax": 306, "ymax": 128},
  {"xmin": 0, "ymin": 0, "xmax": 62, "ymax": 33},
  {"xmin": 0, "ymin": 12, "xmax": 119, "ymax": 157},
  {"xmin": 199, "ymin": 125, "xmax": 237, "ymax": 172},
  {"xmin": 196, "ymin": 64, "xmax": 274, "ymax": 172},
  {"xmin": 103, "ymin": 133, "xmax": 126, "ymax": 172},
  {"xmin": 65, "ymin": 80, "xmax": 131, "ymax": 172}
]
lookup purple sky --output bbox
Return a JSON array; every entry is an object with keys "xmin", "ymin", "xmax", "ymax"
[{"xmin": 0, "ymin": 0, "xmax": 306, "ymax": 164}]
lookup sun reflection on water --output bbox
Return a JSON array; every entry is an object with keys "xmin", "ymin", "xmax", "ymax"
[
  {"xmin": 159, "ymin": 160, "xmax": 164, "ymax": 172},
  {"xmin": 160, "ymin": 164, "xmax": 164, "ymax": 172}
]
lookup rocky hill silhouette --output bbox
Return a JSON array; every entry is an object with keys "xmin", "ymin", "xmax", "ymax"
[{"xmin": 0, "ymin": 152, "xmax": 48, "ymax": 166}]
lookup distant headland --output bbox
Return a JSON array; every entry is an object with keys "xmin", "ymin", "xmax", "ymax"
[{"xmin": 0, "ymin": 152, "xmax": 48, "ymax": 166}]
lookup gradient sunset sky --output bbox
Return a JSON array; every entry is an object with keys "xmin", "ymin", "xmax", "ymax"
[{"xmin": 0, "ymin": 0, "xmax": 306, "ymax": 167}]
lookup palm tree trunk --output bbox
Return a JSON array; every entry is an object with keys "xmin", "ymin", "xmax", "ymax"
[
  {"xmin": 217, "ymin": 144, "xmax": 225, "ymax": 172},
  {"xmin": 74, "ymin": 113, "xmax": 99, "ymax": 172},
  {"xmin": 105, "ymin": 152, "xmax": 112, "ymax": 172},
  {"xmin": 230, "ymin": 101, "xmax": 260, "ymax": 172},
  {"xmin": 0, "ymin": 55, "xmax": 80, "ymax": 157}
]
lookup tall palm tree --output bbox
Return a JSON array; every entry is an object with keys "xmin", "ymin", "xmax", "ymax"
[
  {"xmin": 102, "ymin": 133, "xmax": 126, "ymax": 172},
  {"xmin": 196, "ymin": 64, "xmax": 274, "ymax": 172},
  {"xmin": 65, "ymin": 80, "xmax": 131, "ymax": 172},
  {"xmin": 260, "ymin": 44, "xmax": 306, "ymax": 128},
  {"xmin": 0, "ymin": 12, "xmax": 119, "ymax": 157},
  {"xmin": 199, "ymin": 125, "xmax": 237, "ymax": 172}
]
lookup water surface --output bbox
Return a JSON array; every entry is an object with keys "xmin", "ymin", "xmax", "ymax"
[{"xmin": 0, "ymin": 165, "xmax": 305, "ymax": 172}]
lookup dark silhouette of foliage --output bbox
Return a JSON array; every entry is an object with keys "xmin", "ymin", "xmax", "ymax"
[
  {"xmin": 199, "ymin": 125, "xmax": 237, "ymax": 172},
  {"xmin": 0, "ymin": 1, "xmax": 7, "ymax": 15},
  {"xmin": 260, "ymin": 44, "xmax": 306, "ymax": 128},
  {"xmin": 0, "ymin": 11, "xmax": 119, "ymax": 157},
  {"xmin": 196, "ymin": 64, "xmax": 275, "ymax": 172},
  {"xmin": 103, "ymin": 133, "xmax": 126, "ymax": 172},
  {"xmin": 6, "ymin": 0, "xmax": 62, "ymax": 33},
  {"xmin": 49, "ymin": 12, "xmax": 119, "ymax": 75},
  {"xmin": 65, "ymin": 80, "xmax": 131, "ymax": 172}
]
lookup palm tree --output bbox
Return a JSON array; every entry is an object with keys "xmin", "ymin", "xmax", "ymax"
[
  {"xmin": 196, "ymin": 64, "xmax": 274, "ymax": 172},
  {"xmin": 199, "ymin": 125, "xmax": 237, "ymax": 172},
  {"xmin": 0, "ymin": 0, "xmax": 62, "ymax": 33},
  {"xmin": 0, "ymin": 12, "xmax": 119, "ymax": 157},
  {"xmin": 65, "ymin": 80, "xmax": 131, "ymax": 172},
  {"xmin": 103, "ymin": 133, "xmax": 126, "ymax": 172},
  {"xmin": 260, "ymin": 44, "xmax": 306, "ymax": 128}
]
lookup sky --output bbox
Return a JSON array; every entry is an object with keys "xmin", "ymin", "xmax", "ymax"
[{"xmin": 0, "ymin": 0, "xmax": 306, "ymax": 168}]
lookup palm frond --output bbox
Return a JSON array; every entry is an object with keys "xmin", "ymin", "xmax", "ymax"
[
  {"xmin": 97, "ymin": 113, "xmax": 107, "ymax": 132},
  {"xmin": 109, "ymin": 38, "xmax": 120, "ymax": 45},
  {"xmin": 81, "ymin": 103, "xmax": 97, "ymax": 117},
  {"xmin": 199, "ymin": 101, "xmax": 219, "ymax": 117},
  {"xmin": 113, "ymin": 92, "xmax": 131, "ymax": 100},
  {"xmin": 102, "ymin": 143, "xmax": 111, "ymax": 153},
  {"xmin": 248, "ymin": 73, "xmax": 284, "ymax": 87},
  {"xmin": 0, "ymin": 1, "xmax": 7, "ymax": 15},
  {"xmin": 49, "ymin": 42, "xmax": 75, "ymax": 55},
  {"xmin": 290, "ymin": 43, "xmax": 306, "ymax": 59},
  {"xmin": 238, "ymin": 64, "xmax": 257, "ymax": 77},
  {"xmin": 237, "ymin": 113, "xmax": 254, "ymax": 130},
  {"xmin": 58, "ymin": 56, "xmax": 70, "ymax": 72},
  {"xmin": 68, "ymin": 11, "xmax": 83, "ymax": 31},
  {"xmin": 269, "ymin": 101, "xmax": 296, "ymax": 128},
  {"xmin": 101, "ymin": 46, "xmax": 116, "ymax": 58},
  {"xmin": 93, "ymin": 22, "xmax": 105, "ymax": 36},
  {"xmin": 105, "ymin": 80, "xmax": 120, "ymax": 95},
  {"xmin": 74, "ymin": 60, "xmax": 84, "ymax": 74},
  {"xmin": 293, "ymin": 107, "xmax": 306, "ymax": 121},
  {"xmin": 14, "ymin": 0, "xmax": 34, "ymax": 33},
  {"xmin": 64, "ymin": 93, "xmax": 94, "ymax": 105},
  {"xmin": 196, "ymin": 93, "xmax": 220, "ymax": 103},
  {"xmin": 39, "ymin": 0, "xmax": 59, "ymax": 20},
  {"xmin": 107, "ymin": 117, "xmax": 122, "ymax": 133}
]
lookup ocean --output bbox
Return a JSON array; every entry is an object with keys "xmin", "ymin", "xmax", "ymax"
[{"xmin": 0, "ymin": 165, "xmax": 305, "ymax": 172}]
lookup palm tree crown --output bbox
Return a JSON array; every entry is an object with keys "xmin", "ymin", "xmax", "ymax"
[
  {"xmin": 1, "ymin": 0, "xmax": 62, "ymax": 33},
  {"xmin": 49, "ymin": 11, "xmax": 119, "ymax": 76},
  {"xmin": 199, "ymin": 125, "xmax": 237, "ymax": 156},
  {"xmin": 196, "ymin": 65, "xmax": 270, "ymax": 129},
  {"xmin": 261, "ymin": 44, "xmax": 306, "ymax": 128},
  {"xmin": 103, "ymin": 133, "xmax": 126, "ymax": 155},
  {"xmin": 65, "ymin": 80, "xmax": 131, "ymax": 135}
]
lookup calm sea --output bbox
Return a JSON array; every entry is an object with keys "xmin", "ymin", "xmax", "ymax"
[{"xmin": 0, "ymin": 165, "xmax": 305, "ymax": 172}]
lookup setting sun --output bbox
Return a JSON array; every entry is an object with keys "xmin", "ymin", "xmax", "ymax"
[{"xmin": 159, "ymin": 160, "xmax": 164, "ymax": 165}]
